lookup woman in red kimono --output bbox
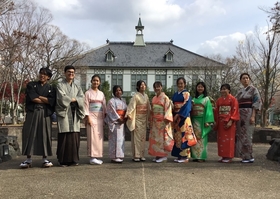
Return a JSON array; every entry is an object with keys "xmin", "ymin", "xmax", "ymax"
[{"xmin": 214, "ymin": 84, "xmax": 239, "ymax": 163}]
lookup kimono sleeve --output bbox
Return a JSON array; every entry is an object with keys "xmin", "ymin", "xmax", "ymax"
[
  {"xmin": 178, "ymin": 91, "xmax": 192, "ymax": 118},
  {"xmin": 230, "ymin": 95, "xmax": 240, "ymax": 121},
  {"xmin": 204, "ymin": 97, "xmax": 214, "ymax": 124},
  {"xmin": 252, "ymin": 87, "xmax": 262, "ymax": 110},
  {"xmin": 164, "ymin": 96, "xmax": 173, "ymax": 122},
  {"xmin": 26, "ymin": 82, "xmax": 39, "ymax": 100}
]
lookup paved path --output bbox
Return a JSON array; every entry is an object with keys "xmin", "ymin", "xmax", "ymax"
[{"xmin": 0, "ymin": 141, "xmax": 279, "ymax": 199}]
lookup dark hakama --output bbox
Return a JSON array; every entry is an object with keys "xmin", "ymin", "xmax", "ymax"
[
  {"xmin": 22, "ymin": 81, "xmax": 55, "ymax": 156},
  {"xmin": 56, "ymin": 132, "xmax": 80, "ymax": 164},
  {"xmin": 22, "ymin": 105, "xmax": 52, "ymax": 156}
]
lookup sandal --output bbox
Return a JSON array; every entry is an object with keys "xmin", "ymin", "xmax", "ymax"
[
  {"xmin": 20, "ymin": 161, "xmax": 32, "ymax": 168},
  {"xmin": 42, "ymin": 161, "xmax": 53, "ymax": 168}
]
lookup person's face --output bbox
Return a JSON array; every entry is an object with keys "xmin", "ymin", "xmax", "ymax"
[
  {"xmin": 220, "ymin": 86, "xmax": 230, "ymax": 97},
  {"xmin": 177, "ymin": 79, "xmax": 185, "ymax": 91},
  {"xmin": 240, "ymin": 75, "xmax": 250, "ymax": 87},
  {"xmin": 196, "ymin": 84, "xmax": 204, "ymax": 95},
  {"xmin": 65, "ymin": 69, "xmax": 75, "ymax": 81},
  {"xmin": 115, "ymin": 87, "xmax": 122, "ymax": 98},
  {"xmin": 39, "ymin": 71, "xmax": 49, "ymax": 84},
  {"xmin": 139, "ymin": 82, "xmax": 146, "ymax": 92},
  {"xmin": 153, "ymin": 84, "xmax": 162, "ymax": 96},
  {"xmin": 91, "ymin": 77, "xmax": 100, "ymax": 89}
]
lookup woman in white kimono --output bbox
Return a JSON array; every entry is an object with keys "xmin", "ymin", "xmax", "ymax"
[
  {"xmin": 56, "ymin": 65, "xmax": 85, "ymax": 167},
  {"xmin": 84, "ymin": 75, "xmax": 106, "ymax": 165},
  {"xmin": 105, "ymin": 85, "xmax": 127, "ymax": 163},
  {"xmin": 125, "ymin": 80, "xmax": 150, "ymax": 162}
]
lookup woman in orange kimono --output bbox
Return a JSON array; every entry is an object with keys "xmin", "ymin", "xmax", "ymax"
[
  {"xmin": 148, "ymin": 81, "xmax": 173, "ymax": 163},
  {"xmin": 214, "ymin": 84, "xmax": 239, "ymax": 163}
]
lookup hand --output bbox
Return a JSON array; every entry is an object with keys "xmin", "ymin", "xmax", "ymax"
[
  {"xmin": 204, "ymin": 123, "xmax": 210, "ymax": 127},
  {"xmin": 174, "ymin": 114, "xmax": 179, "ymax": 122},
  {"xmin": 250, "ymin": 117, "xmax": 255, "ymax": 125},
  {"xmin": 225, "ymin": 120, "xmax": 232, "ymax": 128}
]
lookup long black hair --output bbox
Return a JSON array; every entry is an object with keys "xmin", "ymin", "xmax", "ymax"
[
  {"xmin": 136, "ymin": 80, "xmax": 146, "ymax": 92},
  {"xmin": 112, "ymin": 85, "xmax": 123, "ymax": 97},
  {"xmin": 195, "ymin": 82, "xmax": 208, "ymax": 98},
  {"xmin": 91, "ymin": 74, "xmax": 101, "ymax": 90}
]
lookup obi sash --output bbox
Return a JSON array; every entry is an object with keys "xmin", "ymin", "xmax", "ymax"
[
  {"xmin": 174, "ymin": 102, "xmax": 183, "ymax": 113},
  {"xmin": 116, "ymin": 110, "xmax": 126, "ymax": 119},
  {"xmin": 239, "ymin": 99, "xmax": 252, "ymax": 108},
  {"xmin": 191, "ymin": 104, "xmax": 204, "ymax": 116},
  {"xmin": 136, "ymin": 104, "xmax": 147, "ymax": 114},
  {"xmin": 89, "ymin": 101, "xmax": 103, "ymax": 112},
  {"xmin": 152, "ymin": 104, "xmax": 164, "ymax": 120},
  {"xmin": 218, "ymin": 106, "xmax": 231, "ymax": 115}
]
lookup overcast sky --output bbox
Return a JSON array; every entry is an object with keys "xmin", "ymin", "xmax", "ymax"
[{"xmin": 32, "ymin": 0, "xmax": 276, "ymax": 58}]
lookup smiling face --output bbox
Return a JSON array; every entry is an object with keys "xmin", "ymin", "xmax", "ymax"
[
  {"xmin": 196, "ymin": 84, "xmax": 205, "ymax": 95},
  {"xmin": 177, "ymin": 78, "xmax": 186, "ymax": 92},
  {"xmin": 139, "ymin": 82, "xmax": 146, "ymax": 93},
  {"xmin": 114, "ymin": 87, "xmax": 123, "ymax": 98},
  {"xmin": 39, "ymin": 72, "xmax": 50, "ymax": 84},
  {"xmin": 240, "ymin": 74, "xmax": 250, "ymax": 87},
  {"xmin": 220, "ymin": 86, "xmax": 230, "ymax": 97},
  {"xmin": 65, "ymin": 69, "xmax": 75, "ymax": 82},
  {"xmin": 91, "ymin": 76, "xmax": 100, "ymax": 89},
  {"xmin": 153, "ymin": 84, "xmax": 162, "ymax": 96}
]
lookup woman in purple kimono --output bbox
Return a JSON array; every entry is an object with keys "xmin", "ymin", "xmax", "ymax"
[
  {"xmin": 235, "ymin": 73, "xmax": 262, "ymax": 163},
  {"xmin": 105, "ymin": 85, "xmax": 127, "ymax": 163}
]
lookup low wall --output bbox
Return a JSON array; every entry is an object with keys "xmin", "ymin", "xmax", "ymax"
[{"xmin": 1, "ymin": 126, "xmax": 280, "ymax": 160}]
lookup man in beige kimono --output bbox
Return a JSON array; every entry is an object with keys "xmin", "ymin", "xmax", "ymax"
[{"xmin": 56, "ymin": 65, "xmax": 85, "ymax": 166}]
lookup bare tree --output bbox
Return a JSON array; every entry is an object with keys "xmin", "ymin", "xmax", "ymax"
[
  {"xmin": 0, "ymin": 0, "xmax": 52, "ymax": 124},
  {"xmin": 236, "ymin": 23, "xmax": 280, "ymax": 127},
  {"xmin": 35, "ymin": 24, "xmax": 90, "ymax": 82}
]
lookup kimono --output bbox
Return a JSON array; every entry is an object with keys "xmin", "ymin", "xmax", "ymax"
[
  {"xmin": 84, "ymin": 89, "xmax": 106, "ymax": 158},
  {"xmin": 55, "ymin": 79, "xmax": 85, "ymax": 164},
  {"xmin": 171, "ymin": 90, "xmax": 193, "ymax": 159},
  {"xmin": 125, "ymin": 92, "xmax": 150, "ymax": 159},
  {"xmin": 214, "ymin": 94, "xmax": 239, "ymax": 158},
  {"xmin": 235, "ymin": 85, "xmax": 262, "ymax": 160},
  {"xmin": 190, "ymin": 95, "xmax": 214, "ymax": 160},
  {"xmin": 148, "ymin": 92, "xmax": 173, "ymax": 157},
  {"xmin": 22, "ymin": 81, "xmax": 56, "ymax": 156},
  {"xmin": 105, "ymin": 97, "xmax": 127, "ymax": 159}
]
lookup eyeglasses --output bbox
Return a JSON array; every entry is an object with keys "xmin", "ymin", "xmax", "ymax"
[{"xmin": 67, "ymin": 71, "xmax": 75, "ymax": 74}]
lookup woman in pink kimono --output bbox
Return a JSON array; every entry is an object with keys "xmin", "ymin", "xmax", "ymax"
[
  {"xmin": 84, "ymin": 75, "xmax": 106, "ymax": 165},
  {"xmin": 148, "ymin": 81, "xmax": 173, "ymax": 163},
  {"xmin": 105, "ymin": 85, "xmax": 127, "ymax": 163},
  {"xmin": 125, "ymin": 80, "xmax": 150, "ymax": 162}
]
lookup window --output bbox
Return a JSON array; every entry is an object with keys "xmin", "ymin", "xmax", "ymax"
[
  {"xmin": 131, "ymin": 74, "xmax": 147, "ymax": 91},
  {"xmin": 173, "ymin": 74, "xmax": 180, "ymax": 92},
  {"xmin": 155, "ymin": 75, "xmax": 166, "ymax": 88},
  {"xmin": 191, "ymin": 74, "xmax": 199, "ymax": 89},
  {"xmin": 205, "ymin": 74, "xmax": 217, "ymax": 90},
  {"xmin": 112, "ymin": 74, "xmax": 123, "ymax": 88},
  {"xmin": 166, "ymin": 53, "xmax": 173, "ymax": 62},
  {"xmin": 80, "ymin": 74, "xmax": 87, "ymax": 91}
]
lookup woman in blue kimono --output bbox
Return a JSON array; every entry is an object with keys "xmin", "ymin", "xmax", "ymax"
[{"xmin": 171, "ymin": 77, "xmax": 195, "ymax": 163}]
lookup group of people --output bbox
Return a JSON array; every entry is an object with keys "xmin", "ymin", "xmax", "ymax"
[{"xmin": 20, "ymin": 65, "xmax": 262, "ymax": 168}]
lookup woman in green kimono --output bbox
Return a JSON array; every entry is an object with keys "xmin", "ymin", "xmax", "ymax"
[{"xmin": 190, "ymin": 82, "xmax": 214, "ymax": 162}]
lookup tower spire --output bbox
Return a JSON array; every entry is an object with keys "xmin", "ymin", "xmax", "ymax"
[{"xmin": 134, "ymin": 16, "xmax": 146, "ymax": 46}]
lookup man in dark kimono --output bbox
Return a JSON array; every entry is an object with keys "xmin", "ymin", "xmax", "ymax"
[{"xmin": 20, "ymin": 68, "xmax": 56, "ymax": 168}]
